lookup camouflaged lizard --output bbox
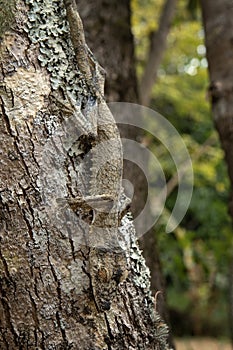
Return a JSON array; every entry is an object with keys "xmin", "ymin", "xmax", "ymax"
[{"xmin": 63, "ymin": 0, "xmax": 130, "ymax": 311}]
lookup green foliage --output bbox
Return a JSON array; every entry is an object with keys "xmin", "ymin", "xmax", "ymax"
[
  {"xmin": 0, "ymin": 0, "xmax": 16, "ymax": 38},
  {"xmin": 132, "ymin": 0, "xmax": 232, "ymax": 337}
]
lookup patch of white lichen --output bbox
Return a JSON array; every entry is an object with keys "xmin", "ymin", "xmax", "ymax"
[
  {"xmin": 120, "ymin": 215, "xmax": 171, "ymax": 349},
  {"xmin": 120, "ymin": 214, "xmax": 151, "ymax": 290},
  {"xmin": 24, "ymin": 0, "xmax": 88, "ymax": 102}
]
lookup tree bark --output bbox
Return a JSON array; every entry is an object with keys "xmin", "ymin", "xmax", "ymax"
[
  {"xmin": 0, "ymin": 0, "xmax": 170, "ymax": 349},
  {"xmin": 200, "ymin": 0, "xmax": 233, "ymax": 343},
  {"xmin": 139, "ymin": 0, "xmax": 177, "ymax": 106}
]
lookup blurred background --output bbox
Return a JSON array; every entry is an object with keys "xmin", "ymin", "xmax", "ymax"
[
  {"xmin": 78, "ymin": 0, "xmax": 233, "ymax": 348},
  {"xmin": 133, "ymin": 2, "xmax": 232, "ymax": 348}
]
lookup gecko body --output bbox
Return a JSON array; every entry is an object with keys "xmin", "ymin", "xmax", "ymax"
[{"xmin": 63, "ymin": 0, "xmax": 129, "ymax": 311}]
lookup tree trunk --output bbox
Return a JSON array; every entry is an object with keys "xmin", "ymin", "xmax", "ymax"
[
  {"xmin": 139, "ymin": 0, "xmax": 177, "ymax": 106},
  {"xmin": 200, "ymin": 0, "xmax": 233, "ymax": 343},
  {"xmin": 0, "ymin": 0, "xmax": 170, "ymax": 349}
]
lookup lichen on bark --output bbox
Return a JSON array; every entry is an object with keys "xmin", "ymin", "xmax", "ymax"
[{"xmin": 24, "ymin": 0, "xmax": 88, "ymax": 99}]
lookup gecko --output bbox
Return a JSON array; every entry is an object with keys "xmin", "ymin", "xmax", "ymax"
[{"xmin": 62, "ymin": 0, "xmax": 130, "ymax": 311}]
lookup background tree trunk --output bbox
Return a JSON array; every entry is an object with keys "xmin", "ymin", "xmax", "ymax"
[
  {"xmin": 0, "ymin": 0, "xmax": 170, "ymax": 349},
  {"xmin": 200, "ymin": 0, "xmax": 233, "ymax": 343},
  {"xmin": 77, "ymin": 0, "xmax": 138, "ymax": 103}
]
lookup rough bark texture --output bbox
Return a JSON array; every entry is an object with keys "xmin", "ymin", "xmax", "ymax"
[
  {"xmin": 201, "ymin": 0, "xmax": 233, "ymax": 343},
  {"xmin": 139, "ymin": 0, "xmax": 177, "ymax": 106},
  {"xmin": 77, "ymin": 3, "xmax": 175, "ymax": 348},
  {"xmin": 0, "ymin": 0, "xmax": 170, "ymax": 349}
]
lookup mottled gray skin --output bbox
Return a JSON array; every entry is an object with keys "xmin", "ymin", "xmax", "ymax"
[{"xmin": 62, "ymin": 0, "xmax": 129, "ymax": 311}]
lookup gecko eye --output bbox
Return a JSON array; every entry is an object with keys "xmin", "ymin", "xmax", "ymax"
[{"xmin": 88, "ymin": 95, "xmax": 97, "ymax": 106}]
